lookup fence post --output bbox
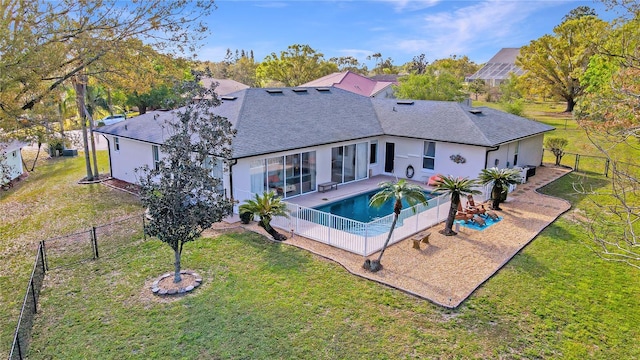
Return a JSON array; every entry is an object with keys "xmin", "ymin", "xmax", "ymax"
[
  {"xmin": 604, "ymin": 159, "xmax": 610, "ymax": 177},
  {"xmin": 16, "ymin": 336, "xmax": 23, "ymax": 360},
  {"xmin": 40, "ymin": 240, "xmax": 48, "ymax": 272},
  {"xmin": 91, "ymin": 227, "xmax": 99, "ymax": 259},
  {"xmin": 574, "ymin": 154, "xmax": 579, "ymax": 171},
  {"xmin": 30, "ymin": 279, "xmax": 38, "ymax": 314}
]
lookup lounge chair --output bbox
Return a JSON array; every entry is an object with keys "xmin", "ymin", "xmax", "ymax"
[
  {"xmin": 455, "ymin": 201, "xmax": 473, "ymax": 222},
  {"xmin": 471, "ymin": 214, "xmax": 486, "ymax": 227},
  {"xmin": 465, "ymin": 195, "xmax": 486, "ymax": 215}
]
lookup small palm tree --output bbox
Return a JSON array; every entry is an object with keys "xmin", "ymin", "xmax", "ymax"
[
  {"xmin": 364, "ymin": 179, "xmax": 428, "ymax": 272},
  {"xmin": 433, "ymin": 176, "xmax": 481, "ymax": 236},
  {"xmin": 239, "ymin": 191, "xmax": 289, "ymax": 241},
  {"xmin": 478, "ymin": 167, "xmax": 522, "ymax": 211}
]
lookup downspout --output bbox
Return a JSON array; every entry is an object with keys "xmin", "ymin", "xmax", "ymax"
[
  {"xmin": 484, "ymin": 146, "xmax": 500, "ymax": 169},
  {"xmin": 102, "ymin": 135, "xmax": 113, "ymax": 177},
  {"xmin": 228, "ymin": 158, "xmax": 238, "ymax": 203}
]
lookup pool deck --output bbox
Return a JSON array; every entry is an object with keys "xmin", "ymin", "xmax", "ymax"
[{"xmin": 215, "ymin": 165, "xmax": 572, "ymax": 308}]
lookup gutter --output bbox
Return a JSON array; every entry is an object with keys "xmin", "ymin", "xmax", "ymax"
[
  {"xmin": 484, "ymin": 146, "xmax": 500, "ymax": 169},
  {"xmin": 102, "ymin": 135, "xmax": 113, "ymax": 176}
]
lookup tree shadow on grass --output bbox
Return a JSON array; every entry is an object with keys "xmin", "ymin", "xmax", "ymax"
[{"xmin": 223, "ymin": 230, "xmax": 312, "ymax": 272}]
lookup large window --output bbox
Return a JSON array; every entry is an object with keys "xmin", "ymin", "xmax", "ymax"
[
  {"xmin": 513, "ymin": 141, "xmax": 520, "ymax": 167},
  {"xmin": 422, "ymin": 141, "xmax": 436, "ymax": 170},
  {"xmin": 332, "ymin": 142, "xmax": 368, "ymax": 183},
  {"xmin": 152, "ymin": 145, "xmax": 160, "ymax": 171},
  {"xmin": 253, "ymin": 151, "xmax": 316, "ymax": 198}
]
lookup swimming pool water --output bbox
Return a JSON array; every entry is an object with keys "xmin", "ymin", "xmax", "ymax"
[{"xmin": 314, "ymin": 189, "xmax": 435, "ymax": 223}]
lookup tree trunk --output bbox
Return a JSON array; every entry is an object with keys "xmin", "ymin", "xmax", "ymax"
[
  {"xmin": 442, "ymin": 198, "xmax": 459, "ymax": 236},
  {"xmin": 74, "ymin": 77, "xmax": 93, "ymax": 181},
  {"xmin": 564, "ymin": 97, "xmax": 575, "ymax": 113},
  {"xmin": 174, "ymin": 248, "xmax": 182, "ymax": 283},
  {"xmin": 491, "ymin": 185, "xmax": 503, "ymax": 210},
  {"xmin": 87, "ymin": 112, "xmax": 99, "ymax": 178}
]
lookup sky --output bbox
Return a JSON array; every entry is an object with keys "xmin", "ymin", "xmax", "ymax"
[{"xmin": 198, "ymin": 0, "xmax": 616, "ymax": 67}]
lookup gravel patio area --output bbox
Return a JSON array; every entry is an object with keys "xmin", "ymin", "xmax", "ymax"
[{"xmin": 212, "ymin": 165, "xmax": 572, "ymax": 308}]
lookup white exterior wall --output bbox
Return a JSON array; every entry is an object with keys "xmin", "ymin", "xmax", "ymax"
[
  {"xmin": 1, "ymin": 148, "xmax": 24, "ymax": 181},
  {"xmin": 485, "ymin": 134, "xmax": 545, "ymax": 170},
  {"xmin": 106, "ymin": 135, "xmax": 158, "ymax": 184},
  {"xmin": 376, "ymin": 136, "xmax": 487, "ymax": 182}
]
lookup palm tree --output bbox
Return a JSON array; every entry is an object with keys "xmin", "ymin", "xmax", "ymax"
[
  {"xmin": 364, "ymin": 179, "xmax": 428, "ymax": 272},
  {"xmin": 433, "ymin": 176, "xmax": 481, "ymax": 236},
  {"xmin": 239, "ymin": 191, "xmax": 289, "ymax": 241},
  {"xmin": 478, "ymin": 167, "xmax": 522, "ymax": 211}
]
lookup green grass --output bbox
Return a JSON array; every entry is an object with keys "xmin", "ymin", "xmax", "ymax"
[{"xmin": 2, "ymin": 134, "xmax": 639, "ymax": 358}]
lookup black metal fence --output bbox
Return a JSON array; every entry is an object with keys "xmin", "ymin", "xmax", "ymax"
[
  {"xmin": 8, "ymin": 214, "xmax": 145, "ymax": 360},
  {"xmin": 543, "ymin": 149, "xmax": 638, "ymax": 177}
]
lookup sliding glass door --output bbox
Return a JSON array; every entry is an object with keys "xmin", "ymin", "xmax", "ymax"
[{"xmin": 331, "ymin": 142, "xmax": 368, "ymax": 184}]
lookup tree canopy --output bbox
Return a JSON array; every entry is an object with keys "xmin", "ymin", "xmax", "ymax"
[
  {"xmin": 517, "ymin": 11, "xmax": 609, "ymax": 112},
  {"xmin": 256, "ymin": 44, "xmax": 338, "ymax": 87},
  {"xmin": 0, "ymin": 0, "xmax": 214, "ymax": 129},
  {"xmin": 574, "ymin": 2, "xmax": 640, "ymax": 269}
]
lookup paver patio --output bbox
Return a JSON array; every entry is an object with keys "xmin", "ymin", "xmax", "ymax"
[{"xmin": 215, "ymin": 165, "xmax": 572, "ymax": 308}]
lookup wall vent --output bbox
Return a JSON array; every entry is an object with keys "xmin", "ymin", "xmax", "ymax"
[
  {"xmin": 396, "ymin": 101, "xmax": 414, "ymax": 105},
  {"xmin": 292, "ymin": 88, "xmax": 308, "ymax": 93},
  {"xmin": 221, "ymin": 96, "xmax": 237, "ymax": 101},
  {"xmin": 316, "ymin": 87, "xmax": 331, "ymax": 92},
  {"xmin": 469, "ymin": 109, "xmax": 482, "ymax": 114},
  {"xmin": 266, "ymin": 89, "xmax": 283, "ymax": 94}
]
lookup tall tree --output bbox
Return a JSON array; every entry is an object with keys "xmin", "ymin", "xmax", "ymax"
[
  {"xmin": 138, "ymin": 81, "xmax": 236, "ymax": 283},
  {"xmin": 367, "ymin": 52, "xmax": 397, "ymax": 75},
  {"xmin": 574, "ymin": 0, "xmax": 640, "ymax": 269},
  {"xmin": 0, "ymin": 0, "xmax": 214, "ymax": 130},
  {"xmin": 363, "ymin": 179, "xmax": 428, "ymax": 272},
  {"xmin": 517, "ymin": 11, "xmax": 608, "ymax": 112},
  {"xmin": 432, "ymin": 176, "xmax": 480, "ymax": 236},
  {"xmin": 394, "ymin": 71, "xmax": 466, "ymax": 101},
  {"xmin": 328, "ymin": 56, "xmax": 368, "ymax": 74},
  {"xmin": 256, "ymin": 44, "xmax": 338, "ymax": 87}
]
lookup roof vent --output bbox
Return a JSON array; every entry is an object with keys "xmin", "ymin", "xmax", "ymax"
[
  {"xmin": 396, "ymin": 101, "xmax": 414, "ymax": 105},
  {"xmin": 292, "ymin": 88, "xmax": 308, "ymax": 93},
  {"xmin": 221, "ymin": 96, "xmax": 237, "ymax": 101},
  {"xmin": 316, "ymin": 87, "xmax": 331, "ymax": 92},
  {"xmin": 266, "ymin": 89, "xmax": 283, "ymax": 94},
  {"xmin": 469, "ymin": 109, "xmax": 483, "ymax": 114}
]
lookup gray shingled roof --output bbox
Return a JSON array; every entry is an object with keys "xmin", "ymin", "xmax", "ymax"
[
  {"xmin": 374, "ymin": 99, "xmax": 552, "ymax": 146},
  {"xmin": 95, "ymin": 87, "xmax": 553, "ymax": 159}
]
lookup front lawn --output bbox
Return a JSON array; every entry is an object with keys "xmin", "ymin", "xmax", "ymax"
[{"xmin": 3, "ymin": 148, "xmax": 639, "ymax": 358}]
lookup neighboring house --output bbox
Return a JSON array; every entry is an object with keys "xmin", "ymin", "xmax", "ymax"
[
  {"xmin": 1, "ymin": 140, "xmax": 27, "ymax": 185},
  {"xmin": 466, "ymin": 48, "xmax": 525, "ymax": 87},
  {"xmin": 300, "ymin": 71, "xmax": 397, "ymax": 98},
  {"xmin": 200, "ymin": 78, "xmax": 250, "ymax": 96},
  {"xmin": 95, "ymin": 87, "xmax": 553, "ymax": 212}
]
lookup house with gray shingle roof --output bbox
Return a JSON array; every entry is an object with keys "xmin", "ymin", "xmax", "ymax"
[{"xmin": 95, "ymin": 87, "xmax": 552, "ymax": 209}]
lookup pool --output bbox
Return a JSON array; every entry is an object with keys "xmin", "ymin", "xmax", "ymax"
[{"xmin": 314, "ymin": 189, "xmax": 436, "ymax": 223}]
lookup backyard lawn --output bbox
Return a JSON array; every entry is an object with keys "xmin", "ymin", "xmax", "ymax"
[{"xmin": 2, "ymin": 112, "xmax": 639, "ymax": 358}]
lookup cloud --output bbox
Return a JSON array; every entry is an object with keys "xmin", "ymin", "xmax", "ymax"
[
  {"xmin": 379, "ymin": 0, "xmax": 557, "ymax": 61},
  {"xmin": 381, "ymin": 0, "xmax": 441, "ymax": 12}
]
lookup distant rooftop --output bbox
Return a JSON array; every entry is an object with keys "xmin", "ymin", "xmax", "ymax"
[{"xmin": 466, "ymin": 48, "xmax": 525, "ymax": 85}]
